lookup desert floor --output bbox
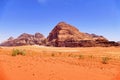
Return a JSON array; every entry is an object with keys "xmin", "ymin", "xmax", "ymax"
[{"xmin": 0, "ymin": 46, "xmax": 120, "ymax": 80}]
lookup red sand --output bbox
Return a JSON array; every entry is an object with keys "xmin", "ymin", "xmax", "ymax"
[{"xmin": 0, "ymin": 46, "xmax": 120, "ymax": 80}]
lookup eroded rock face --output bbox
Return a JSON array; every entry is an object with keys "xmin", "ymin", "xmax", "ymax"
[
  {"xmin": 47, "ymin": 22, "xmax": 95, "ymax": 42},
  {"xmin": 47, "ymin": 22, "xmax": 119, "ymax": 47},
  {"xmin": 0, "ymin": 22, "xmax": 119, "ymax": 47},
  {"xmin": 8, "ymin": 37, "xmax": 14, "ymax": 41},
  {"xmin": 117, "ymin": 41, "xmax": 120, "ymax": 45},
  {"xmin": 0, "ymin": 33, "xmax": 45, "ymax": 46}
]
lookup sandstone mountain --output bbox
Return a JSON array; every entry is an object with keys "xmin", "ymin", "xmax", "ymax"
[
  {"xmin": 7, "ymin": 37, "xmax": 14, "ymax": 41},
  {"xmin": 0, "ymin": 22, "xmax": 119, "ymax": 47},
  {"xmin": 47, "ymin": 22, "xmax": 119, "ymax": 47},
  {"xmin": 0, "ymin": 33, "xmax": 45, "ymax": 46}
]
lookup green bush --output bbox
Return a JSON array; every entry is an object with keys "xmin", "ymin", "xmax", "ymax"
[{"xmin": 12, "ymin": 49, "xmax": 26, "ymax": 56}]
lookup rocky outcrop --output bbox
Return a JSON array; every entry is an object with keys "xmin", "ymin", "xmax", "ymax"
[
  {"xmin": 0, "ymin": 22, "xmax": 119, "ymax": 47},
  {"xmin": 8, "ymin": 36, "xmax": 14, "ymax": 41},
  {"xmin": 47, "ymin": 22, "xmax": 119, "ymax": 47},
  {"xmin": 117, "ymin": 41, "xmax": 120, "ymax": 45},
  {"xmin": 0, "ymin": 33, "xmax": 45, "ymax": 46}
]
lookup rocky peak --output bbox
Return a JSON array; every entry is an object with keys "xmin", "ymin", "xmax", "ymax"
[
  {"xmin": 47, "ymin": 22, "xmax": 90, "ymax": 42},
  {"xmin": 85, "ymin": 33, "xmax": 108, "ymax": 41},
  {"xmin": 56, "ymin": 22, "xmax": 79, "ymax": 31},
  {"xmin": 35, "ymin": 32, "xmax": 44, "ymax": 38},
  {"xmin": 18, "ymin": 33, "xmax": 33, "ymax": 39},
  {"xmin": 8, "ymin": 36, "xmax": 14, "ymax": 41},
  {"xmin": 47, "ymin": 22, "xmax": 118, "ymax": 47},
  {"xmin": 0, "ymin": 33, "xmax": 45, "ymax": 46}
]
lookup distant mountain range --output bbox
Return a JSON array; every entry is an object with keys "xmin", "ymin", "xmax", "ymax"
[
  {"xmin": 0, "ymin": 22, "xmax": 119, "ymax": 47},
  {"xmin": 0, "ymin": 33, "xmax": 45, "ymax": 46}
]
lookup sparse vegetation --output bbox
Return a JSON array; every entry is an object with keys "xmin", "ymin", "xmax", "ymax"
[
  {"xmin": 12, "ymin": 49, "xmax": 26, "ymax": 56},
  {"xmin": 101, "ymin": 56, "xmax": 111, "ymax": 64},
  {"xmin": 78, "ymin": 54, "xmax": 84, "ymax": 59},
  {"xmin": 58, "ymin": 52, "xmax": 62, "ymax": 55},
  {"xmin": 88, "ymin": 55, "xmax": 94, "ymax": 59},
  {"xmin": 68, "ymin": 53, "xmax": 73, "ymax": 57},
  {"xmin": 51, "ymin": 53, "xmax": 55, "ymax": 57}
]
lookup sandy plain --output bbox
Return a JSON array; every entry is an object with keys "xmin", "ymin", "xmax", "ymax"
[{"xmin": 0, "ymin": 46, "xmax": 120, "ymax": 80}]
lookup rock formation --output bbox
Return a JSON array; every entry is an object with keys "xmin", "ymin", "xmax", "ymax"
[
  {"xmin": 47, "ymin": 22, "xmax": 119, "ymax": 47},
  {"xmin": 0, "ymin": 22, "xmax": 119, "ymax": 47},
  {"xmin": 8, "ymin": 36, "xmax": 14, "ymax": 41},
  {"xmin": 0, "ymin": 33, "xmax": 45, "ymax": 46},
  {"xmin": 117, "ymin": 41, "xmax": 120, "ymax": 45}
]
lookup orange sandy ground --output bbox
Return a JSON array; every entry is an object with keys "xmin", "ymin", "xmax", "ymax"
[{"xmin": 0, "ymin": 46, "xmax": 120, "ymax": 80}]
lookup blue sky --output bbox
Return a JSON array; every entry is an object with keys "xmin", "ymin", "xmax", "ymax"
[{"xmin": 0, "ymin": 0, "xmax": 120, "ymax": 42}]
